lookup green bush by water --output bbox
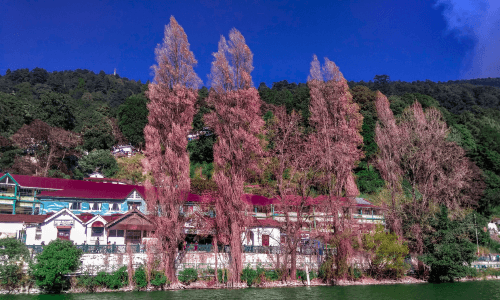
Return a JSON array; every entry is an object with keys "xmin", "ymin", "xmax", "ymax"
[
  {"xmin": 133, "ymin": 266, "xmax": 148, "ymax": 289},
  {"xmin": 178, "ymin": 268, "xmax": 198, "ymax": 284}
]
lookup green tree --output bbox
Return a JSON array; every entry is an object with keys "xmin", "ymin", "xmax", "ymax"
[
  {"xmin": 0, "ymin": 237, "xmax": 29, "ymax": 260},
  {"xmin": 0, "ymin": 238, "xmax": 30, "ymax": 293},
  {"xmin": 117, "ymin": 94, "xmax": 148, "ymax": 146},
  {"xmin": 36, "ymin": 91, "xmax": 75, "ymax": 130},
  {"xmin": 77, "ymin": 149, "xmax": 119, "ymax": 178},
  {"xmin": 82, "ymin": 121, "xmax": 116, "ymax": 151},
  {"xmin": 362, "ymin": 225, "xmax": 409, "ymax": 279},
  {"xmin": 31, "ymin": 239, "xmax": 83, "ymax": 292},
  {"xmin": 422, "ymin": 206, "xmax": 477, "ymax": 283}
]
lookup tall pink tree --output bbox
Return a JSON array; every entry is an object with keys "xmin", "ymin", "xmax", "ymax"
[
  {"xmin": 143, "ymin": 16, "xmax": 201, "ymax": 282},
  {"xmin": 374, "ymin": 97, "xmax": 481, "ymax": 252},
  {"xmin": 307, "ymin": 55, "xmax": 364, "ymax": 280},
  {"xmin": 373, "ymin": 91, "xmax": 404, "ymax": 236},
  {"xmin": 266, "ymin": 106, "xmax": 316, "ymax": 280},
  {"xmin": 204, "ymin": 28, "xmax": 264, "ymax": 285}
]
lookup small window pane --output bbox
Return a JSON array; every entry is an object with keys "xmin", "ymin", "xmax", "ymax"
[
  {"xmin": 117, "ymin": 230, "xmax": 124, "ymax": 237},
  {"xmin": 109, "ymin": 230, "xmax": 117, "ymax": 237}
]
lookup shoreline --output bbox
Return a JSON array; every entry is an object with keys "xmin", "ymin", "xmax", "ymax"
[{"xmin": 5, "ymin": 275, "xmax": 500, "ymax": 295}]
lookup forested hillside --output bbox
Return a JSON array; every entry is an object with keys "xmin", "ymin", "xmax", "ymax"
[{"xmin": 1, "ymin": 68, "xmax": 500, "ymax": 220}]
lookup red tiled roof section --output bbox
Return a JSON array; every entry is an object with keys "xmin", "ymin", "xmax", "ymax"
[
  {"xmin": 4, "ymin": 173, "xmax": 145, "ymax": 200},
  {"xmin": 0, "ymin": 214, "xmax": 49, "ymax": 223}
]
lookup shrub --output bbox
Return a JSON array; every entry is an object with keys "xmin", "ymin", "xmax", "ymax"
[
  {"xmin": 265, "ymin": 269, "xmax": 279, "ymax": 281},
  {"xmin": 0, "ymin": 238, "xmax": 29, "ymax": 293},
  {"xmin": 241, "ymin": 265, "xmax": 257, "ymax": 286},
  {"xmin": 363, "ymin": 224, "xmax": 409, "ymax": 279},
  {"xmin": 31, "ymin": 239, "xmax": 83, "ymax": 292},
  {"xmin": 178, "ymin": 268, "xmax": 198, "ymax": 284},
  {"xmin": 309, "ymin": 270, "xmax": 318, "ymax": 280},
  {"xmin": 296, "ymin": 269, "xmax": 307, "ymax": 281},
  {"xmin": 107, "ymin": 267, "xmax": 128, "ymax": 289},
  {"xmin": 150, "ymin": 271, "xmax": 168, "ymax": 289},
  {"xmin": 0, "ymin": 263, "xmax": 24, "ymax": 293},
  {"xmin": 348, "ymin": 266, "xmax": 362, "ymax": 280},
  {"xmin": 217, "ymin": 269, "xmax": 228, "ymax": 283},
  {"xmin": 78, "ymin": 272, "xmax": 99, "ymax": 293},
  {"xmin": 134, "ymin": 266, "xmax": 148, "ymax": 289}
]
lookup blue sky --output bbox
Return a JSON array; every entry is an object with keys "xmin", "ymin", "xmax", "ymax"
[{"xmin": 1, "ymin": 0, "xmax": 498, "ymax": 87}]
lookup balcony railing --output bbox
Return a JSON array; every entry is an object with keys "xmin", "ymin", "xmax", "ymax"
[{"xmin": 27, "ymin": 244, "xmax": 328, "ymax": 255}]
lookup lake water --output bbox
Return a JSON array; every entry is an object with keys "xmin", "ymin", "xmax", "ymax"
[{"xmin": 3, "ymin": 281, "xmax": 500, "ymax": 300}]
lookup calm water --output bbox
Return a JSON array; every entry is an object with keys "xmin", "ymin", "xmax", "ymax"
[{"xmin": 3, "ymin": 281, "xmax": 500, "ymax": 300}]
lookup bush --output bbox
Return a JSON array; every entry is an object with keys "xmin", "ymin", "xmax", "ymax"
[
  {"xmin": 107, "ymin": 267, "xmax": 128, "ymax": 289},
  {"xmin": 348, "ymin": 266, "xmax": 363, "ymax": 280},
  {"xmin": 309, "ymin": 270, "xmax": 318, "ymax": 280},
  {"xmin": 241, "ymin": 265, "xmax": 258, "ymax": 286},
  {"xmin": 78, "ymin": 272, "xmax": 99, "ymax": 293},
  {"xmin": 0, "ymin": 238, "xmax": 29, "ymax": 293},
  {"xmin": 31, "ymin": 239, "xmax": 83, "ymax": 292},
  {"xmin": 217, "ymin": 269, "xmax": 228, "ymax": 283},
  {"xmin": 178, "ymin": 268, "xmax": 198, "ymax": 284},
  {"xmin": 296, "ymin": 269, "xmax": 307, "ymax": 281},
  {"xmin": 134, "ymin": 266, "xmax": 148, "ymax": 289},
  {"xmin": 0, "ymin": 264, "xmax": 24, "ymax": 293},
  {"xmin": 150, "ymin": 271, "xmax": 168, "ymax": 289},
  {"xmin": 363, "ymin": 225, "xmax": 409, "ymax": 279},
  {"xmin": 265, "ymin": 269, "xmax": 279, "ymax": 281}
]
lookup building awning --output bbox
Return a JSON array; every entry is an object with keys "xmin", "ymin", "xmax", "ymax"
[
  {"xmin": 92, "ymin": 221, "xmax": 104, "ymax": 227},
  {"xmin": 57, "ymin": 226, "xmax": 72, "ymax": 229}
]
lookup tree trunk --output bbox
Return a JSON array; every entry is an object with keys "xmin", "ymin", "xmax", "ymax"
[
  {"xmin": 230, "ymin": 222, "xmax": 242, "ymax": 285},
  {"xmin": 165, "ymin": 244, "xmax": 178, "ymax": 283},
  {"xmin": 214, "ymin": 235, "xmax": 218, "ymax": 284},
  {"xmin": 290, "ymin": 243, "xmax": 297, "ymax": 280}
]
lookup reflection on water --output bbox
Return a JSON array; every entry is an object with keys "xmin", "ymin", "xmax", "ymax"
[{"xmin": 4, "ymin": 281, "xmax": 500, "ymax": 300}]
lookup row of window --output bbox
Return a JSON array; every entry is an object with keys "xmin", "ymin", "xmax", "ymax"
[{"xmin": 69, "ymin": 202, "xmax": 138, "ymax": 211}]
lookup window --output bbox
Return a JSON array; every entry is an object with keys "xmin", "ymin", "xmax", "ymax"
[
  {"xmin": 57, "ymin": 229, "xmax": 71, "ymax": 240},
  {"xmin": 70, "ymin": 202, "xmax": 81, "ymax": 210},
  {"xmin": 125, "ymin": 230, "xmax": 141, "ymax": 244},
  {"xmin": 90, "ymin": 203, "xmax": 101, "ymax": 211},
  {"xmin": 128, "ymin": 201, "xmax": 141, "ymax": 211},
  {"xmin": 358, "ymin": 209, "xmax": 363, "ymax": 215},
  {"xmin": 109, "ymin": 230, "xmax": 124, "ymax": 237},
  {"xmin": 19, "ymin": 188, "xmax": 33, "ymax": 196},
  {"xmin": 91, "ymin": 227, "xmax": 104, "ymax": 237},
  {"xmin": 35, "ymin": 228, "xmax": 42, "ymax": 240},
  {"xmin": 262, "ymin": 234, "xmax": 270, "ymax": 246},
  {"xmin": 109, "ymin": 203, "xmax": 120, "ymax": 211}
]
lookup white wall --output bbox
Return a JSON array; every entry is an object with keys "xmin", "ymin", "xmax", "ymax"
[
  {"xmin": 242, "ymin": 227, "xmax": 280, "ymax": 247},
  {"xmin": 0, "ymin": 222, "xmax": 24, "ymax": 235},
  {"xmin": 26, "ymin": 211, "xmax": 86, "ymax": 245}
]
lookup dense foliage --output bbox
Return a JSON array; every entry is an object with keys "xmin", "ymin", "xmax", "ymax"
[
  {"xmin": 0, "ymin": 238, "xmax": 30, "ymax": 293},
  {"xmin": 31, "ymin": 239, "xmax": 83, "ymax": 292},
  {"xmin": 363, "ymin": 225, "xmax": 409, "ymax": 278},
  {"xmin": 422, "ymin": 206, "xmax": 477, "ymax": 283}
]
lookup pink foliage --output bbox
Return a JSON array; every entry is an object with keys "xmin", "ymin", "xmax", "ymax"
[
  {"xmin": 307, "ymin": 55, "xmax": 364, "ymax": 197},
  {"xmin": 144, "ymin": 16, "xmax": 199, "ymax": 282},
  {"xmin": 374, "ymin": 94, "xmax": 482, "ymax": 250},
  {"xmin": 152, "ymin": 16, "xmax": 202, "ymax": 89},
  {"xmin": 307, "ymin": 55, "xmax": 364, "ymax": 280},
  {"xmin": 204, "ymin": 29, "xmax": 263, "ymax": 285}
]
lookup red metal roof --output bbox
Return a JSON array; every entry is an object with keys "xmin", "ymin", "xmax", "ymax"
[
  {"xmin": 1, "ymin": 173, "xmax": 145, "ymax": 200},
  {"xmin": 0, "ymin": 214, "xmax": 49, "ymax": 223},
  {"xmin": 1, "ymin": 173, "xmax": 379, "ymax": 209}
]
